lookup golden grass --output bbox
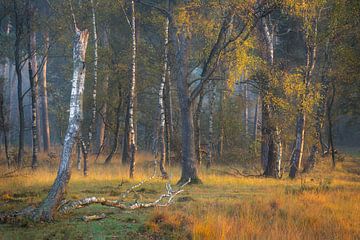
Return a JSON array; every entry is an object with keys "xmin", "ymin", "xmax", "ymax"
[{"xmin": 0, "ymin": 151, "xmax": 359, "ymax": 239}]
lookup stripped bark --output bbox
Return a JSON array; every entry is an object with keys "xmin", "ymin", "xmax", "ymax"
[{"xmin": 31, "ymin": 28, "xmax": 89, "ymax": 221}]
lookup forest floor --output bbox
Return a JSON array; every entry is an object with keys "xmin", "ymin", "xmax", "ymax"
[{"xmin": 0, "ymin": 149, "xmax": 359, "ymax": 240}]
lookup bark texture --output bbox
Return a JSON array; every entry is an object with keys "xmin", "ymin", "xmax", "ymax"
[
  {"xmin": 32, "ymin": 29, "xmax": 89, "ymax": 221},
  {"xmin": 129, "ymin": 0, "xmax": 137, "ymax": 178}
]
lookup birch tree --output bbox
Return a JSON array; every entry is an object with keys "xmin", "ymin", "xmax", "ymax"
[
  {"xmin": 128, "ymin": 0, "xmax": 137, "ymax": 178},
  {"xmin": 289, "ymin": 2, "xmax": 322, "ymax": 178},
  {"xmin": 32, "ymin": 28, "xmax": 89, "ymax": 221},
  {"xmin": 26, "ymin": 0, "xmax": 39, "ymax": 168}
]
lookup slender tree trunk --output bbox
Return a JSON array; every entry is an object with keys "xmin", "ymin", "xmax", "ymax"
[
  {"xmin": 122, "ymin": 100, "xmax": 130, "ymax": 164},
  {"xmin": 76, "ymin": 141, "xmax": 81, "ymax": 170},
  {"xmin": 163, "ymin": 10, "xmax": 173, "ymax": 167},
  {"xmin": 244, "ymin": 82, "xmax": 248, "ymax": 136},
  {"xmin": 194, "ymin": 92, "xmax": 204, "ymax": 164},
  {"xmin": 26, "ymin": 3, "xmax": 39, "ymax": 168},
  {"xmin": 129, "ymin": 0, "xmax": 137, "ymax": 178},
  {"xmin": 253, "ymin": 95, "xmax": 260, "ymax": 141},
  {"xmin": 40, "ymin": 32, "xmax": 51, "ymax": 152},
  {"xmin": 328, "ymin": 81, "xmax": 336, "ymax": 168},
  {"xmin": 289, "ymin": 16, "xmax": 318, "ymax": 178},
  {"xmin": 32, "ymin": 28, "xmax": 89, "ymax": 221},
  {"xmin": 0, "ymin": 75, "xmax": 10, "ymax": 166},
  {"xmin": 206, "ymin": 83, "xmax": 216, "ymax": 169},
  {"xmin": 158, "ymin": 16, "xmax": 169, "ymax": 178},
  {"xmin": 14, "ymin": 1, "xmax": 25, "ymax": 167},
  {"xmin": 274, "ymin": 127, "xmax": 282, "ymax": 178},
  {"xmin": 87, "ymin": 0, "xmax": 98, "ymax": 153},
  {"xmin": 104, "ymin": 85, "xmax": 122, "ymax": 165},
  {"xmin": 289, "ymin": 112, "xmax": 306, "ymax": 178},
  {"xmin": 218, "ymin": 85, "xmax": 225, "ymax": 161}
]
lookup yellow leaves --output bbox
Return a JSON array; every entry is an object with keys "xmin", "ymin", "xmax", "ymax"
[
  {"xmin": 226, "ymin": 38, "xmax": 260, "ymax": 93},
  {"xmin": 283, "ymin": 71, "xmax": 305, "ymax": 97}
]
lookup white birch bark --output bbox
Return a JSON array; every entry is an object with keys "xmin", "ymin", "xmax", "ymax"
[
  {"xmin": 88, "ymin": 0, "xmax": 98, "ymax": 151},
  {"xmin": 129, "ymin": 0, "xmax": 137, "ymax": 178},
  {"xmin": 158, "ymin": 17, "xmax": 169, "ymax": 179},
  {"xmin": 32, "ymin": 28, "xmax": 89, "ymax": 221}
]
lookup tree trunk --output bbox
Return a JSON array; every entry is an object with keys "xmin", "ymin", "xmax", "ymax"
[
  {"xmin": 244, "ymin": 82, "xmax": 248, "ymax": 136},
  {"xmin": 14, "ymin": 1, "xmax": 25, "ymax": 167},
  {"xmin": 289, "ymin": 15, "xmax": 318, "ymax": 178},
  {"xmin": 104, "ymin": 85, "xmax": 122, "ymax": 165},
  {"xmin": 40, "ymin": 32, "xmax": 51, "ymax": 152},
  {"xmin": 26, "ymin": 3, "xmax": 39, "ymax": 168},
  {"xmin": 218, "ymin": 84, "xmax": 225, "ymax": 161},
  {"xmin": 0, "ymin": 73, "xmax": 10, "ymax": 166},
  {"xmin": 169, "ymin": 25, "xmax": 200, "ymax": 184},
  {"xmin": 327, "ymin": 82, "xmax": 336, "ymax": 168},
  {"xmin": 158, "ymin": 16, "xmax": 169, "ymax": 179},
  {"xmin": 163, "ymin": 10, "xmax": 173, "ymax": 167},
  {"xmin": 194, "ymin": 92, "xmax": 204, "ymax": 164},
  {"xmin": 129, "ymin": 0, "xmax": 137, "ymax": 178},
  {"xmin": 32, "ymin": 28, "xmax": 89, "ymax": 222},
  {"xmin": 122, "ymin": 100, "xmax": 130, "ymax": 164},
  {"xmin": 76, "ymin": 141, "xmax": 81, "ymax": 170},
  {"xmin": 289, "ymin": 112, "xmax": 306, "ymax": 178},
  {"xmin": 87, "ymin": 0, "xmax": 98, "ymax": 154},
  {"xmin": 206, "ymin": 83, "xmax": 216, "ymax": 169},
  {"xmin": 253, "ymin": 95, "xmax": 260, "ymax": 141}
]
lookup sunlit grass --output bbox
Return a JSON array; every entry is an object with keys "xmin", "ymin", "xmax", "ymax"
[{"xmin": 0, "ymin": 151, "xmax": 359, "ymax": 239}]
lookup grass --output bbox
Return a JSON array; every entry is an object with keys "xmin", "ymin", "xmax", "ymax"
[{"xmin": 0, "ymin": 150, "xmax": 359, "ymax": 239}]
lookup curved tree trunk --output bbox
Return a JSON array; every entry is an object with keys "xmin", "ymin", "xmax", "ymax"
[{"xmin": 32, "ymin": 29, "xmax": 89, "ymax": 222}]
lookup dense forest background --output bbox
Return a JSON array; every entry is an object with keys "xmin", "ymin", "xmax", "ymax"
[{"xmin": 0, "ymin": 0, "xmax": 359, "ymax": 236}]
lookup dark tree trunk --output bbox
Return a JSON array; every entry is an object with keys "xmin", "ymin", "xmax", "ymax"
[
  {"xmin": 104, "ymin": 85, "xmax": 122, "ymax": 165},
  {"xmin": 14, "ymin": 1, "xmax": 25, "ymax": 167},
  {"xmin": 0, "ymin": 77, "xmax": 10, "ymax": 166},
  {"xmin": 32, "ymin": 29, "xmax": 89, "ymax": 221},
  {"xmin": 327, "ymin": 82, "xmax": 336, "ymax": 168},
  {"xmin": 169, "ymin": 25, "xmax": 200, "ymax": 184}
]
